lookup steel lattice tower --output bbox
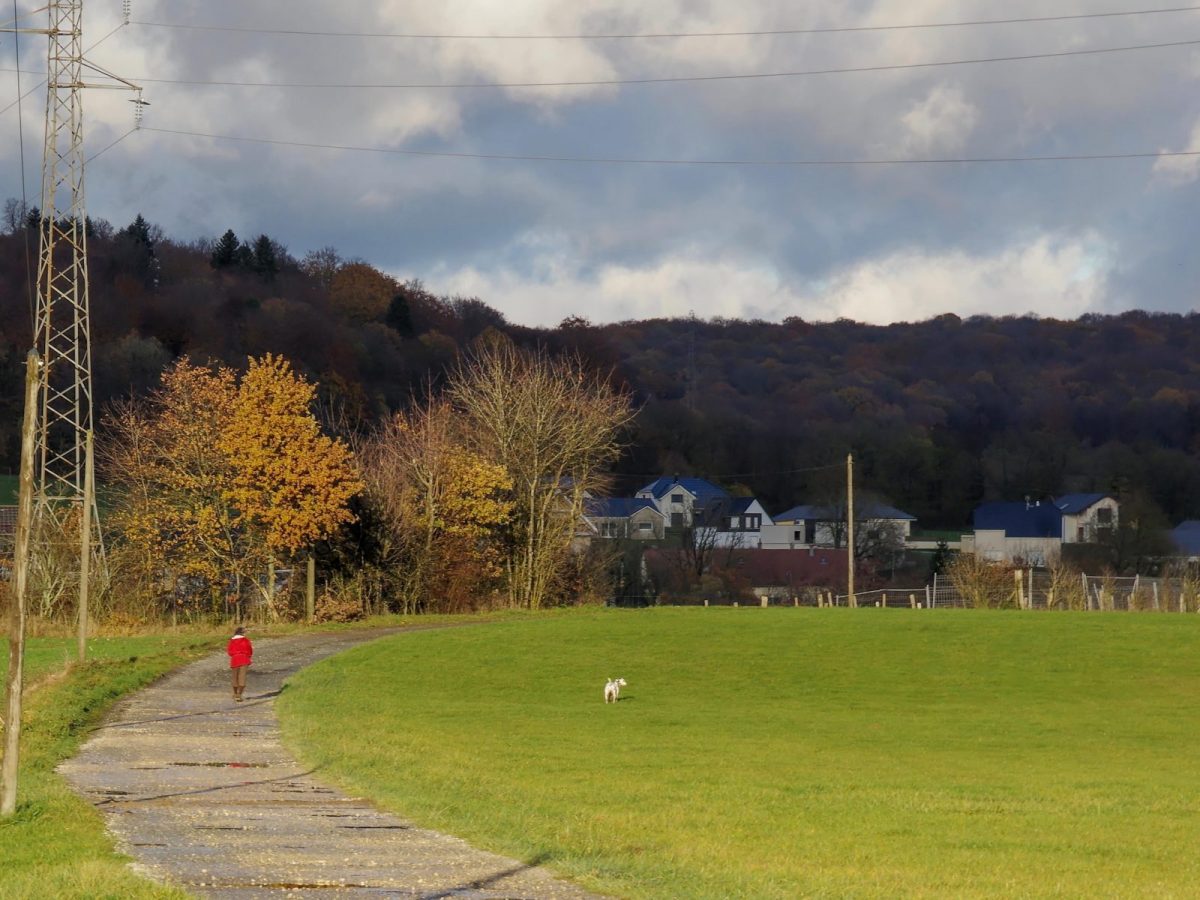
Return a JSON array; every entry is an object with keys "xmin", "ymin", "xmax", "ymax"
[
  {"xmin": 35, "ymin": 0, "xmax": 92, "ymax": 505},
  {"xmin": 22, "ymin": 0, "xmax": 141, "ymax": 518}
]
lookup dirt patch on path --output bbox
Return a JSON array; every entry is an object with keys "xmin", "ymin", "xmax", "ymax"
[{"xmin": 60, "ymin": 629, "xmax": 602, "ymax": 899}]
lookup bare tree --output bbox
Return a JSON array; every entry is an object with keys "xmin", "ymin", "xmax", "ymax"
[{"xmin": 448, "ymin": 337, "xmax": 634, "ymax": 609}]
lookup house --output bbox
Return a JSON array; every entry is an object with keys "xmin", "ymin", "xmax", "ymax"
[
  {"xmin": 760, "ymin": 502, "xmax": 916, "ymax": 550},
  {"xmin": 583, "ymin": 497, "xmax": 667, "ymax": 541},
  {"xmin": 1169, "ymin": 520, "xmax": 1200, "ymax": 561},
  {"xmin": 635, "ymin": 476, "xmax": 730, "ymax": 529},
  {"xmin": 695, "ymin": 496, "xmax": 775, "ymax": 549},
  {"xmin": 1055, "ymin": 494, "xmax": 1118, "ymax": 543},
  {"xmin": 965, "ymin": 494, "xmax": 1118, "ymax": 564}
]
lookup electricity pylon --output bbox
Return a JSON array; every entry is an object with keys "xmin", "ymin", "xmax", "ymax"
[{"xmin": 4, "ymin": 1, "xmax": 144, "ymax": 646}]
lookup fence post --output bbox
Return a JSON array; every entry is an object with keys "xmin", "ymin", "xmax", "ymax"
[
  {"xmin": 881, "ymin": 592, "xmax": 887, "ymax": 608},
  {"xmin": 306, "ymin": 556, "xmax": 316, "ymax": 623},
  {"xmin": 1081, "ymin": 573, "xmax": 1090, "ymax": 610},
  {"xmin": 761, "ymin": 595, "xmax": 768, "ymax": 608},
  {"xmin": 1152, "ymin": 580, "xmax": 1160, "ymax": 611},
  {"xmin": 909, "ymin": 593, "xmax": 917, "ymax": 609},
  {"xmin": 1015, "ymin": 570, "xmax": 1026, "ymax": 610}
]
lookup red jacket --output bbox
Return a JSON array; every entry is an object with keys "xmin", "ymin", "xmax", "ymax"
[{"xmin": 227, "ymin": 635, "xmax": 253, "ymax": 668}]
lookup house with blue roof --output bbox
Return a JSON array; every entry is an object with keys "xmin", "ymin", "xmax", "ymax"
[
  {"xmin": 967, "ymin": 494, "xmax": 1118, "ymax": 564},
  {"xmin": 636, "ymin": 476, "xmax": 731, "ymax": 530},
  {"xmin": 760, "ymin": 501, "xmax": 917, "ymax": 550},
  {"xmin": 582, "ymin": 497, "xmax": 667, "ymax": 541},
  {"xmin": 1169, "ymin": 520, "xmax": 1200, "ymax": 560}
]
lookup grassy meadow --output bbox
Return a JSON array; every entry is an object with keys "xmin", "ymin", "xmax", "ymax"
[
  {"xmin": 0, "ymin": 633, "xmax": 222, "ymax": 899},
  {"xmin": 278, "ymin": 608, "xmax": 1200, "ymax": 898}
]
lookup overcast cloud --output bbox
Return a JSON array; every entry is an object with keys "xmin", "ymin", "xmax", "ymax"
[{"xmin": 2, "ymin": 0, "xmax": 1198, "ymax": 325}]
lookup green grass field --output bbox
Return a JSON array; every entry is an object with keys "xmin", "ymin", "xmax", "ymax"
[
  {"xmin": 278, "ymin": 609, "xmax": 1200, "ymax": 898},
  {"xmin": 0, "ymin": 633, "xmax": 222, "ymax": 899}
]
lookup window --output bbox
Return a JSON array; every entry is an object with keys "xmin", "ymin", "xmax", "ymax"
[
  {"xmin": 1097, "ymin": 508, "xmax": 1113, "ymax": 525},
  {"xmin": 638, "ymin": 522, "xmax": 653, "ymax": 532},
  {"xmin": 671, "ymin": 513, "xmax": 684, "ymax": 528},
  {"xmin": 671, "ymin": 493, "xmax": 684, "ymax": 504},
  {"xmin": 794, "ymin": 530, "xmax": 803, "ymax": 541}
]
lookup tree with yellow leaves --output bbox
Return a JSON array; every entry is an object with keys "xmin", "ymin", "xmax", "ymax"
[
  {"xmin": 102, "ymin": 355, "xmax": 361, "ymax": 619},
  {"xmin": 361, "ymin": 399, "xmax": 511, "ymax": 613}
]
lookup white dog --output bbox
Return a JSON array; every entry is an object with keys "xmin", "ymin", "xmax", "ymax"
[{"xmin": 604, "ymin": 677, "xmax": 627, "ymax": 704}]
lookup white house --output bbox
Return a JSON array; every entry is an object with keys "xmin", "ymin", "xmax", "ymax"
[
  {"xmin": 635, "ymin": 476, "xmax": 731, "ymax": 529},
  {"xmin": 966, "ymin": 494, "xmax": 1118, "ymax": 564},
  {"xmin": 760, "ymin": 502, "xmax": 916, "ymax": 550}
]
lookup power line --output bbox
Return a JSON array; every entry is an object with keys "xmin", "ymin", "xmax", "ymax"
[
  {"xmin": 126, "ymin": 6, "xmax": 1200, "ymax": 40},
  {"xmin": 141, "ymin": 125, "xmax": 1200, "ymax": 168},
  {"xmin": 10, "ymin": 36, "xmax": 1195, "ymax": 90}
]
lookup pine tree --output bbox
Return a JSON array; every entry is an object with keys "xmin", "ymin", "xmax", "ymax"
[{"xmin": 211, "ymin": 229, "xmax": 240, "ymax": 269}]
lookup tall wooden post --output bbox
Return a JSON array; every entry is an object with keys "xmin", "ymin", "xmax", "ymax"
[
  {"xmin": 306, "ymin": 556, "xmax": 316, "ymax": 623},
  {"xmin": 77, "ymin": 430, "xmax": 93, "ymax": 662},
  {"xmin": 2, "ymin": 352, "xmax": 40, "ymax": 817},
  {"xmin": 846, "ymin": 453, "xmax": 856, "ymax": 608}
]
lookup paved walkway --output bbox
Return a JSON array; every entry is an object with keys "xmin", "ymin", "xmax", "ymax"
[{"xmin": 60, "ymin": 630, "xmax": 602, "ymax": 899}]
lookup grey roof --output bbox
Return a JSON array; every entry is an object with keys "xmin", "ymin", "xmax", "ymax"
[
  {"xmin": 584, "ymin": 497, "xmax": 663, "ymax": 519},
  {"xmin": 774, "ymin": 502, "xmax": 916, "ymax": 523}
]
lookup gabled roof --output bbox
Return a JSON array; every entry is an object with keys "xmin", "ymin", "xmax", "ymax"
[
  {"xmin": 973, "ymin": 501, "xmax": 1062, "ymax": 538},
  {"xmin": 1054, "ymin": 493, "xmax": 1112, "ymax": 515},
  {"xmin": 584, "ymin": 497, "xmax": 664, "ymax": 519},
  {"xmin": 1170, "ymin": 520, "xmax": 1200, "ymax": 556},
  {"xmin": 774, "ymin": 502, "xmax": 916, "ymax": 523},
  {"xmin": 729, "ymin": 497, "xmax": 759, "ymax": 515},
  {"xmin": 638, "ymin": 477, "xmax": 730, "ymax": 507}
]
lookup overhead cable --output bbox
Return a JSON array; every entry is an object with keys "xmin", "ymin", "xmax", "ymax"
[
  {"xmin": 8, "ymin": 36, "xmax": 1196, "ymax": 90},
  {"xmin": 140, "ymin": 126, "xmax": 1200, "ymax": 168},
  {"xmin": 126, "ymin": 6, "xmax": 1200, "ymax": 40}
]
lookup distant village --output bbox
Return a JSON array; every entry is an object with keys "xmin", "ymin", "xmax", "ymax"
[{"xmin": 579, "ymin": 476, "xmax": 1200, "ymax": 603}]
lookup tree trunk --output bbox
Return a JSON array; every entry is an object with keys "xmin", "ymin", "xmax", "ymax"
[{"xmin": 2, "ymin": 352, "xmax": 40, "ymax": 817}]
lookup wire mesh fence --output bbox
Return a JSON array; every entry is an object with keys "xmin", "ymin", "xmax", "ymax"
[{"xmin": 648, "ymin": 571, "xmax": 1200, "ymax": 612}]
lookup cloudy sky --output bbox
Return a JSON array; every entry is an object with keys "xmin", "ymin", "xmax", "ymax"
[{"xmin": 2, "ymin": 0, "xmax": 1198, "ymax": 326}]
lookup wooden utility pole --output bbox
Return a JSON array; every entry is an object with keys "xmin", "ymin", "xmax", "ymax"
[
  {"xmin": 2, "ymin": 352, "xmax": 40, "ymax": 817},
  {"xmin": 306, "ymin": 556, "xmax": 316, "ymax": 623},
  {"xmin": 846, "ymin": 453, "xmax": 856, "ymax": 608},
  {"xmin": 77, "ymin": 431, "xmax": 93, "ymax": 662}
]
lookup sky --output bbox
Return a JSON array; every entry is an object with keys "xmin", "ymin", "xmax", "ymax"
[{"xmin": 1, "ymin": 0, "xmax": 1198, "ymax": 327}]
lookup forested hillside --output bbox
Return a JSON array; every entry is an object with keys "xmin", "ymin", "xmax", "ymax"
[{"xmin": 2, "ymin": 210, "xmax": 1198, "ymax": 530}]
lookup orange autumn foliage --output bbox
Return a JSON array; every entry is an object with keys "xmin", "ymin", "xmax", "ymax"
[
  {"xmin": 221, "ymin": 354, "xmax": 362, "ymax": 556},
  {"xmin": 102, "ymin": 355, "xmax": 361, "ymax": 604}
]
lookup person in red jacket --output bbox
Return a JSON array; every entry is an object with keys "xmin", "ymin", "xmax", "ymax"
[{"xmin": 227, "ymin": 626, "xmax": 253, "ymax": 702}]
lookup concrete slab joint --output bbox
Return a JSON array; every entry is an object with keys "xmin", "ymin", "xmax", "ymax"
[{"xmin": 59, "ymin": 630, "xmax": 600, "ymax": 899}]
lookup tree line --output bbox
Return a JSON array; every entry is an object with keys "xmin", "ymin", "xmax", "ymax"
[{"xmin": 2, "ymin": 208, "xmax": 1199, "ymax": 542}]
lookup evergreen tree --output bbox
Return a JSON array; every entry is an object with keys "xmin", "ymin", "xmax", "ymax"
[
  {"xmin": 251, "ymin": 234, "xmax": 278, "ymax": 280},
  {"xmin": 211, "ymin": 229, "xmax": 240, "ymax": 269}
]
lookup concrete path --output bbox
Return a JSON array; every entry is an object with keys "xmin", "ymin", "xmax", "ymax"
[{"xmin": 60, "ymin": 630, "xmax": 602, "ymax": 899}]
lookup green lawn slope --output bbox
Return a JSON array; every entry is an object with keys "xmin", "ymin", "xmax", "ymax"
[
  {"xmin": 278, "ymin": 608, "xmax": 1200, "ymax": 898},
  {"xmin": 0, "ymin": 634, "xmax": 221, "ymax": 899}
]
